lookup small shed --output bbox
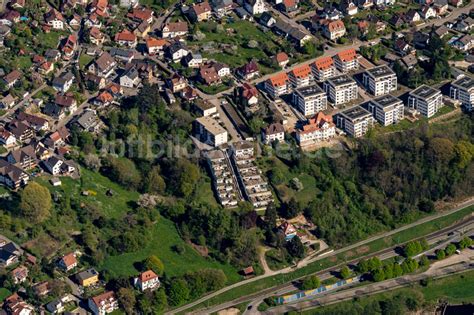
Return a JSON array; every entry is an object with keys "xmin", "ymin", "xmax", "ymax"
[{"xmin": 50, "ymin": 177, "xmax": 62, "ymax": 187}]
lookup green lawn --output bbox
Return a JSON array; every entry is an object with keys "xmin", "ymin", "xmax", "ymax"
[
  {"xmin": 0, "ymin": 288, "xmax": 11, "ymax": 302},
  {"xmin": 194, "ymin": 176, "xmax": 219, "ymax": 207},
  {"xmin": 101, "ymin": 217, "xmax": 240, "ymax": 282},
  {"xmin": 36, "ymin": 31, "xmax": 64, "ymax": 50},
  {"xmin": 79, "ymin": 54, "xmax": 94, "ymax": 69},
  {"xmin": 11, "ymin": 56, "xmax": 32, "ymax": 71}
]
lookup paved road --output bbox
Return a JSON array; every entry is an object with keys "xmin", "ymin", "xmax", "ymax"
[
  {"xmin": 268, "ymin": 250, "xmax": 474, "ymax": 314},
  {"xmin": 167, "ymin": 198, "xmax": 474, "ymax": 314}
]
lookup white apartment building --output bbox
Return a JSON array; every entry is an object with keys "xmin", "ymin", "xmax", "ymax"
[
  {"xmin": 311, "ymin": 56, "xmax": 336, "ymax": 82},
  {"xmin": 323, "ymin": 75, "xmax": 358, "ymax": 106},
  {"xmin": 336, "ymin": 106, "xmax": 374, "ymax": 138},
  {"xmin": 450, "ymin": 76, "xmax": 474, "ymax": 111},
  {"xmin": 194, "ymin": 116, "xmax": 228, "ymax": 147},
  {"xmin": 333, "ymin": 49, "xmax": 359, "ymax": 73},
  {"xmin": 362, "ymin": 65, "xmax": 397, "ymax": 96},
  {"xmin": 287, "ymin": 64, "xmax": 313, "ymax": 88},
  {"xmin": 292, "ymin": 84, "xmax": 328, "ymax": 116},
  {"xmin": 369, "ymin": 95, "xmax": 405, "ymax": 126},
  {"xmin": 407, "ymin": 85, "xmax": 443, "ymax": 118},
  {"xmin": 264, "ymin": 73, "xmax": 290, "ymax": 99}
]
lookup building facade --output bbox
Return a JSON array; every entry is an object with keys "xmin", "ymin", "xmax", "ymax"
[
  {"xmin": 323, "ymin": 75, "xmax": 358, "ymax": 106},
  {"xmin": 292, "ymin": 84, "xmax": 327, "ymax": 116},
  {"xmin": 407, "ymin": 85, "xmax": 443, "ymax": 117},
  {"xmin": 362, "ymin": 65, "xmax": 397, "ymax": 96}
]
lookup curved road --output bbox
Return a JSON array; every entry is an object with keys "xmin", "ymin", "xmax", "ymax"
[{"xmin": 167, "ymin": 198, "xmax": 474, "ymax": 314}]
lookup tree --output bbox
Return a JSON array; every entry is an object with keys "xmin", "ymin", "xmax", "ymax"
[
  {"xmin": 340, "ymin": 266, "xmax": 351, "ymax": 279},
  {"xmin": 282, "ymin": 198, "xmax": 300, "ymax": 219},
  {"xmin": 153, "ymin": 288, "xmax": 168, "ymax": 312},
  {"xmin": 419, "ymin": 255, "xmax": 430, "ymax": 267},
  {"xmin": 167, "ymin": 279, "xmax": 190, "ymax": 306},
  {"xmin": 117, "ymin": 288, "xmax": 136, "ymax": 314},
  {"xmin": 383, "ymin": 264, "xmax": 393, "ymax": 279},
  {"xmin": 458, "ymin": 237, "xmax": 472, "ymax": 250},
  {"xmin": 83, "ymin": 153, "xmax": 101, "ymax": 171},
  {"xmin": 105, "ymin": 156, "xmax": 142, "ymax": 189},
  {"xmin": 286, "ymin": 236, "xmax": 305, "ymax": 259},
  {"xmin": 20, "ymin": 182, "xmax": 52, "ymax": 223},
  {"xmin": 145, "ymin": 255, "xmax": 164, "ymax": 276},
  {"xmin": 301, "ymin": 275, "xmax": 320, "ymax": 290},
  {"xmin": 357, "ymin": 259, "xmax": 370, "ymax": 273},
  {"xmin": 445, "ymin": 243, "xmax": 457, "ymax": 256},
  {"xmin": 393, "ymin": 263, "xmax": 403, "ymax": 277},
  {"xmin": 144, "ymin": 166, "xmax": 166, "ymax": 194},
  {"xmin": 436, "ymin": 249, "xmax": 446, "ymax": 260},
  {"xmin": 372, "ymin": 268, "xmax": 385, "ymax": 282},
  {"xmin": 264, "ymin": 203, "xmax": 277, "ymax": 230}
]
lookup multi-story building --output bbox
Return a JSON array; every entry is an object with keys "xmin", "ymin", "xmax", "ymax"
[
  {"xmin": 368, "ymin": 94, "xmax": 404, "ymax": 126},
  {"xmin": 296, "ymin": 112, "xmax": 336, "ymax": 145},
  {"xmin": 292, "ymin": 84, "xmax": 327, "ymax": 116},
  {"xmin": 194, "ymin": 116, "xmax": 228, "ymax": 147},
  {"xmin": 287, "ymin": 64, "xmax": 313, "ymax": 88},
  {"xmin": 321, "ymin": 19, "xmax": 346, "ymax": 40},
  {"xmin": 450, "ymin": 76, "xmax": 474, "ymax": 111},
  {"xmin": 206, "ymin": 150, "xmax": 241, "ymax": 208},
  {"xmin": 323, "ymin": 75, "xmax": 358, "ymax": 106},
  {"xmin": 264, "ymin": 72, "xmax": 290, "ymax": 99},
  {"xmin": 362, "ymin": 65, "xmax": 397, "ymax": 96},
  {"xmin": 407, "ymin": 85, "xmax": 443, "ymax": 118},
  {"xmin": 336, "ymin": 106, "xmax": 374, "ymax": 137},
  {"xmin": 262, "ymin": 123, "xmax": 285, "ymax": 144},
  {"xmin": 333, "ymin": 48, "xmax": 359, "ymax": 73},
  {"xmin": 88, "ymin": 291, "xmax": 119, "ymax": 315},
  {"xmin": 134, "ymin": 270, "xmax": 160, "ymax": 292},
  {"xmin": 311, "ymin": 56, "xmax": 336, "ymax": 82}
]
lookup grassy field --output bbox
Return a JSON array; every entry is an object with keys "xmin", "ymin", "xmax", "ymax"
[
  {"xmin": 180, "ymin": 204, "xmax": 474, "ymax": 313},
  {"xmin": 101, "ymin": 217, "xmax": 240, "ymax": 282},
  {"xmin": 0, "ymin": 288, "xmax": 11, "ymax": 302},
  {"xmin": 79, "ymin": 53, "xmax": 94, "ymax": 69},
  {"xmin": 301, "ymin": 270, "xmax": 474, "ymax": 314},
  {"xmin": 11, "ymin": 56, "xmax": 33, "ymax": 71},
  {"xmin": 37, "ymin": 31, "xmax": 64, "ymax": 50},
  {"xmin": 194, "ymin": 175, "xmax": 220, "ymax": 207}
]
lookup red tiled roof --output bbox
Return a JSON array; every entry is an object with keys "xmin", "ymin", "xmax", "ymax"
[
  {"xmin": 301, "ymin": 112, "xmax": 334, "ymax": 134},
  {"xmin": 146, "ymin": 37, "xmax": 167, "ymax": 48},
  {"xmin": 268, "ymin": 72, "xmax": 289, "ymax": 87},
  {"xmin": 61, "ymin": 253, "xmax": 77, "ymax": 267},
  {"xmin": 91, "ymin": 291, "xmax": 116, "ymax": 307},
  {"xmin": 313, "ymin": 56, "xmax": 333, "ymax": 71},
  {"xmin": 336, "ymin": 48, "xmax": 357, "ymax": 62},
  {"xmin": 275, "ymin": 52, "xmax": 289, "ymax": 63},
  {"xmin": 139, "ymin": 270, "xmax": 158, "ymax": 282},
  {"xmin": 289, "ymin": 64, "xmax": 311, "ymax": 79},
  {"xmin": 115, "ymin": 30, "xmax": 136, "ymax": 42},
  {"xmin": 327, "ymin": 19, "xmax": 345, "ymax": 32},
  {"xmin": 192, "ymin": 1, "xmax": 211, "ymax": 15}
]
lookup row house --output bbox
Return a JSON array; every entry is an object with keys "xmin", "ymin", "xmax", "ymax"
[
  {"xmin": 296, "ymin": 112, "xmax": 336, "ymax": 145},
  {"xmin": 368, "ymin": 94, "xmax": 404, "ymax": 126},
  {"xmin": 336, "ymin": 105, "xmax": 374, "ymax": 137},
  {"xmin": 114, "ymin": 30, "xmax": 137, "ymax": 48},
  {"xmin": 161, "ymin": 21, "xmax": 188, "ymax": 38},
  {"xmin": 262, "ymin": 122, "xmax": 284, "ymax": 144},
  {"xmin": 194, "ymin": 116, "xmax": 228, "ymax": 147},
  {"xmin": 292, "ymin": 84, "xmax": 327, "ymax": 117},
  {"xmin": 323, "ymin": 74, "xmax": 358, "ymax": 106},
  {"xmin": 407, "ymin": 84, "xmax": 443, "ymax": 118},
  {"xmin": 264, "ymin": 72, "xmax": 290, "ymax": 99},
  {"xmin": 333, "ymin": 48, "xmax": 359, "ymax": 73},
  {"xmin": 362, "ymin": 65, "xmax": 397, "ymax": 96},
  {"xmin": 450, "ymin": 76, "xmax": 474, "ymax": 112},
  {"xmin": 206, "ymin": 150, "xmax": 241, "ymax": 207},
  {"xmin": 287, "ymin": 64, "xmax": 312, "ymax": 88},
  {"xmin": 311, "ymin": 56, "xmax": 335, "ymax": 82}
]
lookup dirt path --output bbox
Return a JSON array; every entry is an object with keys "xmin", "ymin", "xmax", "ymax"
[{"xmin": 259, "ymin": 246, "xmax": 274, "ymax": 276}]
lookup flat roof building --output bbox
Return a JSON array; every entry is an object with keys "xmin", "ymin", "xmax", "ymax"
[
  {"xmin": 292, "ymin": 84, "xmax": 327, "ymax": 116},
  {"xmin": 194, "ymin": 116, "xmax": 228, "ymax": 147},
  {"xmin": 336, "ymin": 105, "xmax": 374, "ymax": 137},
  {"xmin": 407, "ymin": 85, "xmax": 443, "ymax": 118},
  {"xmin": 450, "ymin": 76, "xmax": 474, "ymax": 111},
  {"xmin": 323, "ymin": 75, "xmax": 358, "ymax": 106},
  {"xmin": 362, "ymin": 65, "xmax": 397, "ymax": 96},
  {"xmin": 369, "ymin": 94, "xmax": 404, "ymax": 126}
]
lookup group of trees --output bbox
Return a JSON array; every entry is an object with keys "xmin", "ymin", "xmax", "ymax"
[
  {"xmin": 402, "ymin": 239, "xmax": 429, "ymax": 258},
  {"xmin": 357, "ymin": 256, "xmax": 425, "ymax": 283},
  {"xmin": 436, "ymin": 237, "xmax": 472, "ymax": 260}
]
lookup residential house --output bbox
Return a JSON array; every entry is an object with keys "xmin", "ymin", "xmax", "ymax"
[
  {"xmin": 161, "ymin": 21, "xmax": 188, "ymax": 38},
  {"xmin": 119, "ymin": 67, "xmax": 140, "ymax": 88},
  {"xmin": 420, "ymin": 5, "xmax": 436, "ymax": 19},
  {"xmin": 296, "ymin": 112, "xmax": 336, "ymax": 145},
  {"xmin": 120, "ymin": 0, "xmax": 139, "ymax": 8},
  {"xmin": 180, "ymin": 86, "xmax": 198, "ymax": 101},
  {"xmin": 259, "ymin": 12, "xmax": 276, "ymax": 27},
  {"xmin": 2, "ymin": 70, "xmax": 21, "ymax": 88},
  {"xmin": 333, "ymin": 48, "xmax": 359, "ymax": 73},
  {"xmin": 90, "ymin": 0, "xmax": 109, "ymax": 16},
  {"xmin": 127, "ymin": 7, "xmax": 154, "ymax": 24},
  {"xmin": 236, "ymin": 82, "xmax": 259, "ymax": 108},
  {"xmin": 339, "ymin": 0, "xmax": 358, "ymax": 16},
  {"xmin": 72, "ymin": 109, "xmax": 103, "ymax": 132},
  {"xmin": 357, "ymin": 0, "xmax": 373, "ymax": 9},
  {"xmin": 167, "ymin": 74, "xmax": 187, "ymax": 93},
  {"xmin": 311, "ymin": 56, "xmax": 336, "ymax": 82},
  {"xmin": 134, "ymin": 270, "xmax": 160, "ymax": 292},
  {"xmin": 362, "ymin": 65, "xmax": 397, "ymax": 96},
  {"xmin": 288, "ymin": 28, "xmax": 312, "ymax": 47},
  {"xmin": 85, "ymin": 73, "xmax": 106, "ymax": 90},
  {"xmin": 449, "ymin": 0, "xmax": 462, "ymax": 7},
  {"xmin": 45, "ymin": 9, "xmax": 65, "ymax": 29},
  {"xmin": 5, "ymin": 120, "xmax": 34, "ymax": 143},
  {"xmin": 279, "ymin": 221, "xmax": 297, "ymax": 240},
  {"xmin": 323, "ymin": 74, "xmax": 358, "ymax": 106},
  {"xmin": 190, "ymin": 1, "xmax": 212, "ymax": 21},
  {"xmin": 321, "ymin": 19, "xmax": 346, "ymax": 40},
  {"xmin": 434, "ymin": 25, "xmax": 450, "ymax": 38},
  {"xmin": 194, "ymin": 116, "xmax": 228, "ymax": 147},
  {"xmin": 76, "ymin": 268, "xmax": 99, "ymax": 287},
  {"xmin": 288, "ymin": 64, "xmax": 312, "ymax": 88},
  {"xmin": 236, "ymin": 60, "xmax": 259, "ymax": 80},
  {"xmin": 55, "ymin": 94, "xmax": 78, "ymax": 113},
  {"xmin": 17, "ymin": 112, "xmax": 49, "ymax": 131},
  {"xmin": 265, "ymin": 72, "xmax": 290, "ymax": 99},
  {"xmin": 3, "ymin": 294, "xmax": 34, "ymax": 315},
  {"xmin": 211, "ymin": 0, "xmax": 233, "ymax": 17},
  {"xmin": 407, "ymin": 84, "xmax": 443, "ymax": 117},
  {"xmin": 39, "ymin": 61, "xmax": 55, "ymax": 75},
  {"xmin": 274, "ymin": 52, "xmax": 289, "ymax": 68},
  {"xmin": 134, "ymin": 20, "xmax": 151, "ymax": 38},
  {"xmin": 69, "ymin": 14, "xmax": 82, "ymax": 29},
  {"xmin": 244, "ymin": 0, "xmax": 266, "ymax": 14},
  {"xmin": 84, "ymin": 13, "xmax": 102, "ymax": 28},
  {"xmin": 88, "ymin": 291, "xmax": 119, "ymax": 315},
  {"xmin": 453, "ymin": 35, "xmax": 474, "ymax": 52},
  {"xmin": 279, "ymin": 0, "xmax": 298, "ymax": 13},
  {"xmin": 199, "ymin": 65, "xmax": 221, "ymax": 85},
  {"xmin": 109, "ymin": 47, "xmax": 135, "ymax": 63},
  {"xmin": 336, "ymin": 105, "xmax": 374, "ymax": 137},
  {"xmin": 0, "ymin": 160, "xmax": 29, "ymax": 189},
  {"xmin": 389, "ymin": 14, "xmax": 405, "ymax": 28},
  {"xmin": 93, "ymin": 91, "xmax": 113, "ymax": 106},
  {"xmin": 262, "ymin": 122, "xmax": 284, "ymax": 144},
  {"xmin": 450, "ymin": 76, "xmax": 474, "ymax": 111},
  {"xmin": 433, "ymin": 0, "xmax": 448, "ymax": 16},
  {"xmin": 194, "ymin": 100, "xmax": 218, "ymax": 117},
  {"xmin": 89, "ymin": 27, "xmax": 106, "ymax": 45},
  {"xmin": 0, "ymin": 94, "xmax": 15, "ymax": 109},
  {"xmin": 52, "ymin": 72, "xmax": 74, "ymax": 92},
  {"xmin": 292, "ymin": 84, "xmax": 327, "ymax": 116},
  {"xmin": 7, "ymin": 145, "xmax": 37, "ymax": 170},
  {"xmin": 146, "ymin": 37, "xmax": 167, "ymax": 55},
  {"xmin": 412, "ymin": 31, "xmax": 430, "ymax": 49},
  {"xmin": 114, "ymin": 30, "xmax": 137, "ymax": 48},
  {"xmin": 394, "ymin": 38, "xmax": 412, "ymax": 56},
  {"xmin": 11, "ymin": 265, "xmax": 28, "ymax": 284},
  {"xmin": 45, "ymin": 49, "xmax": 61, "ymax": 62},
  {"xmin": 404, "ymin": 9, "xmax": 421, "ymax": 24},
  {"xmin": 235, "ymin": 7, "xmax": 253, "ymax": 20},
  {"xmin": 44, "ymin": 127, "xmax": 70, "ymax": 148},
  {"xmin": 0, "ymin": 127, "xmax": 16, "ymax": 147},
  {"xmin": 183, "ymin": 52, "xmax": 203, "ymax": 68},
  {"xmin": 401, "ymin": 54, "xmax": 418, "ymax": 69},
  {"xmin": 88, "ymin": 52, "xmax": 117, "ymax": 78},
  {"xmin": 165, "ymin": 41, "xmax": 189, "ymax": 62},
  {"xmin": 368, "ymin": 94, "xmax": 404, "ymax": 126}
]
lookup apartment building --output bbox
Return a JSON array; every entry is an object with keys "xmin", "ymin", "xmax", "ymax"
[
  {"xmin": 333, "ymin": 48, "xmax": 359, "ymax": 73},
  {"xmin": 450, "ymin": 76, "xmax": 474, "ymax": 111},
  {"xmin": 264, "ymin": 72, "xmax": 290, "ymax": 99},
  {"xmin": 311, "ymin": 56, "xmax": 336, "ymax": 82},
  {"xmin": 292, "ymin": 84, "xmax": 327, "ymax": 116},
  {"xmin": 206, "ymin": 150, "xmax": 241, "ymax": 208},
  {"xmin": 407, "ymin": 85, "xmax": 443, "ymax": 118},
  {"xmin": 362, "ymin": 65, "xmax": 397, "ymax": 96},
  {"xmin": 323, "ymin": 75, "xmax": 358, "ymax": 106},
  {"xmin": 230, "ymin": 141, "xmax": 273, "ymax": 210},
  {"xmin": 336, "ymin": 106, "xmax": 374, "ymax": 137},
  {"xmin": 296, "ymin": 112, "xmax": 336, "ymax": 145},
  {"xmin": 287, "ymin": 64, "xmax": 313, "ymax": 88},
  {"xmin": 194, "ymin": 116, "xmax": 228, "ymax": 147},
  {"xmin": 368, "ymin": 94, "xmax": 404, "ymax": 126}
]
